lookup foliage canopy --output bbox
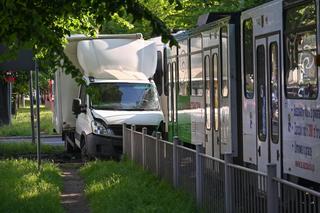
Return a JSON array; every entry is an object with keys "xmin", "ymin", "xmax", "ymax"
[{"xmin": 0, "ymin": 0, "xmax": 262, "ymax": 84}]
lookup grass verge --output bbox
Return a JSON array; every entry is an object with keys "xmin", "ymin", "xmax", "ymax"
[
  {"xmin": 0, "ymin": 159, "xmax": 63, "ymax": 213},
  {"xmin": 0, "ymin": 142, "xmax": 64, "ymax": 157},
  {"xmin": 0, "ymin": 106, "xmax": 56, "ymax": 136},
  {"xmin": 80, "ymin": 160, "xmax": 197, "ymax": 213}
]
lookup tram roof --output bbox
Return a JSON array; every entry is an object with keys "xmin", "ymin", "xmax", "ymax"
[{"xmin": 173, "ymin": 12, "xmax": 239, "ymax": 41}]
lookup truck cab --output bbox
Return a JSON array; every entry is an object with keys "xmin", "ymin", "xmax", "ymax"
[{"xmin": 73, "ymin": 76, "xmax": 163, "ymax": 158}]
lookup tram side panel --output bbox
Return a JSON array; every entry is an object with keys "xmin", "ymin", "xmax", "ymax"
[{"xmin": 282, "ymin": 0, "xmax": 320, "ymax": 184}]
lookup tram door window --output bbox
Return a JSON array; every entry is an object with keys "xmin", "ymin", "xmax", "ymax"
[
  {"xmin": 243, "ymin": 19, "xmax": 254, "ymax": 99},
  {"xmin": 257, "ymin": 45, "xmax": 267, "ymax": 142},
  {"xmin": 204, "ymin": 53, "xmax": 212, "ymax": 156},
  {"xmin": 270, "ymin": 43, "xmax": 279, "ymax": 144},
  {"xmin": 221, "ymin": 27, "xmax": 229, "ymax": 97},
  {"xmin": 255, "ymin": 35, "xmax": 281, "ymax": 176},
  {"xmin": 205, "ymin": 55, "xmax": 211, "ymax": 130},
  {"xmin": 168, "ymin": 62, "xmax": 172, "ymax": 123}
]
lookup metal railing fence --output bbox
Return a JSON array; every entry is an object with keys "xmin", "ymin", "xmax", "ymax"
[{"xmin": 122, "ymin": 124, "xmax": 320, "ymax": 213}]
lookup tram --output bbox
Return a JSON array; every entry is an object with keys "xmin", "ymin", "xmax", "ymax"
[{"xmin": 153, "ymin": 0, "xmax": 320, "ymax": 185}]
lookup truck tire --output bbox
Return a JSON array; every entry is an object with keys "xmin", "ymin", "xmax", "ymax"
[{"xmin": 81, "ymin": 137, "xmax": 89, "ymax": 161}]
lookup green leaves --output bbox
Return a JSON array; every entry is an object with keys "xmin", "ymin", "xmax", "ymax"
[{"xmin": 0, "ymin": 0, "xmax": 261, "ymax": 84}]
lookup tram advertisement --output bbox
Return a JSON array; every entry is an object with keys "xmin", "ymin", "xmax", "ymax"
[{"xmin": 283, "ymin": 101, "xmax": 320, "ymax": 183}]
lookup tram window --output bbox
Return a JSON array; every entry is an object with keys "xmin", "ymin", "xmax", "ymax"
[
  {"xmin": 191, "ymin": 53, "xmax": 203, "ymax": 96},
  {"xmin": 270, "ymin": 42, "xmax": 279, "ymax": 144},
  {"xmin": 168, "ymin": 62, "xmax": 172, "ymax": 122},
  {"xmin": 285, "ymin": 2, "xmax": 317, "ymax": 99},
  {"xmin": 172, "ymin": 62, "xmax": 177, "ymax": 122},
  {"xmin": 179, "ymin": 39, "xmax": 188, "ymax": 55},
  {"xmin": 205, "ymin": 55, "xmax": 211, "ymax": 130},
  {"xmin": 213, "ymin": 54, "xmax": 219, "ymax": 131},
  {"xmin": 191, "ymin": 36, "xmax": 202, "ymax": 52},
  {"xmin": 221, "ymin": 26, "xmax": 229, "ymax": 97},
  {"xmin": 257, "ymin": 45, "xmax": 266, "ymax": 142},
  {"xmin": 243, "ymin": 18, "xmax": 254, "ymax": 99},
  {"xmin": 179, "ymin": 55, "xmax": 189, "ymax": 96},
  {"xmin": 154, "ymin": 51, "xmax": 163, "ymax": 96}
]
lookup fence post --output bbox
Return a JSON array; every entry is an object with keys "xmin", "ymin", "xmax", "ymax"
[
  {"xmin": 267, "ymin": 164, "xmax": 279, "ymax": 213},
  {"xmin": 173, "ymin": 136, "xmax": 179, "ymax": 187},
  {"xmin": 156, "ymin": 132, "xmax": 161, "ymax": 176},
  {"xmin": 196, "ymin": 144, "xmax": 203, "ymax": 206},
  {"xmin": 142, "ymin": 127, "xmax": 147, "ymax": 169},
  {"xmin": 224, "ymin": 153, "xmax": 233, "ymax": 213},
  {"xmin": 131, "ymin": 125, "xmax": 136, "ymax": 161},
  {"xmin": 122, "ymin": 123, "xmax": 127, "ymax": 155}
]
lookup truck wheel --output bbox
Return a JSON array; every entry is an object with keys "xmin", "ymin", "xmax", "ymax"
[{"xmin": 81, "ymin": 138, "xmax": 89, "ymax": 161}]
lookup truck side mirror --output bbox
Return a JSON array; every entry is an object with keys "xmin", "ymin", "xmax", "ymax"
[{"xmin": 72, "ymin": 98, "xmax": 82, "ymax": 115}]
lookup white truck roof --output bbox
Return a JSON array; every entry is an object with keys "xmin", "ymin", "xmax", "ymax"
[{"xmin": 64, "ymin": 34, "xmax": 157, "ymax": 80}]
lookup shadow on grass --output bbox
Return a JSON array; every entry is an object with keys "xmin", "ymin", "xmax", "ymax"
[
  {"xmin": 80, "ymin": 160, "xmax": 198, "ymax": 213},
  {"xmin": 0, "ymin": 159, "xmax": 63, "ymax": 213}
]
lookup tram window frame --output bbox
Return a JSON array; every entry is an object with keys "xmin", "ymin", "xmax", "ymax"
[
  {"xmin": 270, "ymin": 42, "xmax": 279, "ymax": 144},
  {"xmin": 284, "ymin": 1, "xmax": 318, "ymax": 99},
  {"xmin": 204, "ymin": 55, "xmax": 211, "ymax": 130},
  {"xmin": 257, "ymin": 45, "xmax": 267, "ymax": 142},
  {"xmin": 243, "ymin": 18, "xmax": 254, "ymax": 99},
  {"xmin": 220, "ymin": 26, "xmax": 229, "ymax": 98}
]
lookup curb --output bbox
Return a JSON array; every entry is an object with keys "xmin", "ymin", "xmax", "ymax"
[{"xmin": 0, "ymin": 135, "xmax": 62, "ymax": 140}]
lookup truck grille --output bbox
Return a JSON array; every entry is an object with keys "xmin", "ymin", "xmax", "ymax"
[{"xmin": 108, "ymin": 125, "xmax": 157, "ymax": 136}]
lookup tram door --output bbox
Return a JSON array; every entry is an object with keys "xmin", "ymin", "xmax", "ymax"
[
  {"xmin": 204, "ymin": 47, "xmax": 220, "ymax": 158},
  {"xmin": 255, "ymin": 34, "xmax": 281, "ymax": 176}
]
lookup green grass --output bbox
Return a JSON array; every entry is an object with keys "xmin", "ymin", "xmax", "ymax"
[
  {"xmin": 80, "ymin": 160, "xmax": 197, "ymax": 213},
  {"xmin": 0, "ymin": 142, "xmax": 64, "ymax": 157},
  {"xmin": 0, "ymin": 159, "xmax": 63, "ymax": 213},
  {"xmin": 0, "ymin": 106, "xmax": 56, "ymax": 136}
]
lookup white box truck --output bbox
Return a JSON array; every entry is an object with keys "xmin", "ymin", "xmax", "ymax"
[{"xmin": 53, "ymin": 34, "xmax": 164, "ymax": 158}]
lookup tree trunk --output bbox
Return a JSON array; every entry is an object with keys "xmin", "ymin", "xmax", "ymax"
[{"xmin": 0, "ymin": 81, "xmax": 10, "ymax": 126}]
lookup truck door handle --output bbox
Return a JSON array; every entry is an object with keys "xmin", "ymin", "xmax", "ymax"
[
  {"xmin": 277, "ymin": 150, "xmax": 280, "ymax": 161},
  {"xmin": 258, "ymin": 146, "xmax": 261, "ymax": 156}
]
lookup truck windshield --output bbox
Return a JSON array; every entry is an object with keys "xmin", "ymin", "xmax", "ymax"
[{"xmin": 89, "ymin": 83, "xmax": 160, "ymax": 111}]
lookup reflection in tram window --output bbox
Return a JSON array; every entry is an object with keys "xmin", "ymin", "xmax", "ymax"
[
  {"xmin": 178, "ymin": 54, "xmax": 189, "ymax": 96},
  {"xmin": 205, "ymin": 55, "xmax": 211, "ymax": 130},
  {"xmin": 285, "ymin": 2, "xmax": 317, "ymax": 99},
  {"xmin": 168, "ymin": 63, "xmax": 172, "ymax": 122},
  {"xmin": 191, "ymin": 53, "xmax": 203, "ymax": 96},
  {"xmin": 243, "ymin": 18, "xmax": 254, "ymax": 99},
  {"xmin": 172, "ymin": 62, "xmax": 177, "ymax": 122},
  {"xmin": 270, "ymin": 42, "xmax": 279, "ymax": 144},
  {"xmin": 213, "ymin": 54, "xmax": 219, "ymax": 131},
  {"xmin": 257, "ymin": 45, "xmax": 266, "ymax": 142},
  {"xmin": 221, "ymin": 26, "xmax": 229, "ymax": 97},
  {"xmin": 178, "ymin": 39, "xmax": 189, "ymax": 97}
]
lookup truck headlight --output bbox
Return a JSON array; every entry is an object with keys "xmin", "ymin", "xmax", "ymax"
[{"xmin": 91, "ymin": 120, "xmax": 114, "ymax": 136}]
